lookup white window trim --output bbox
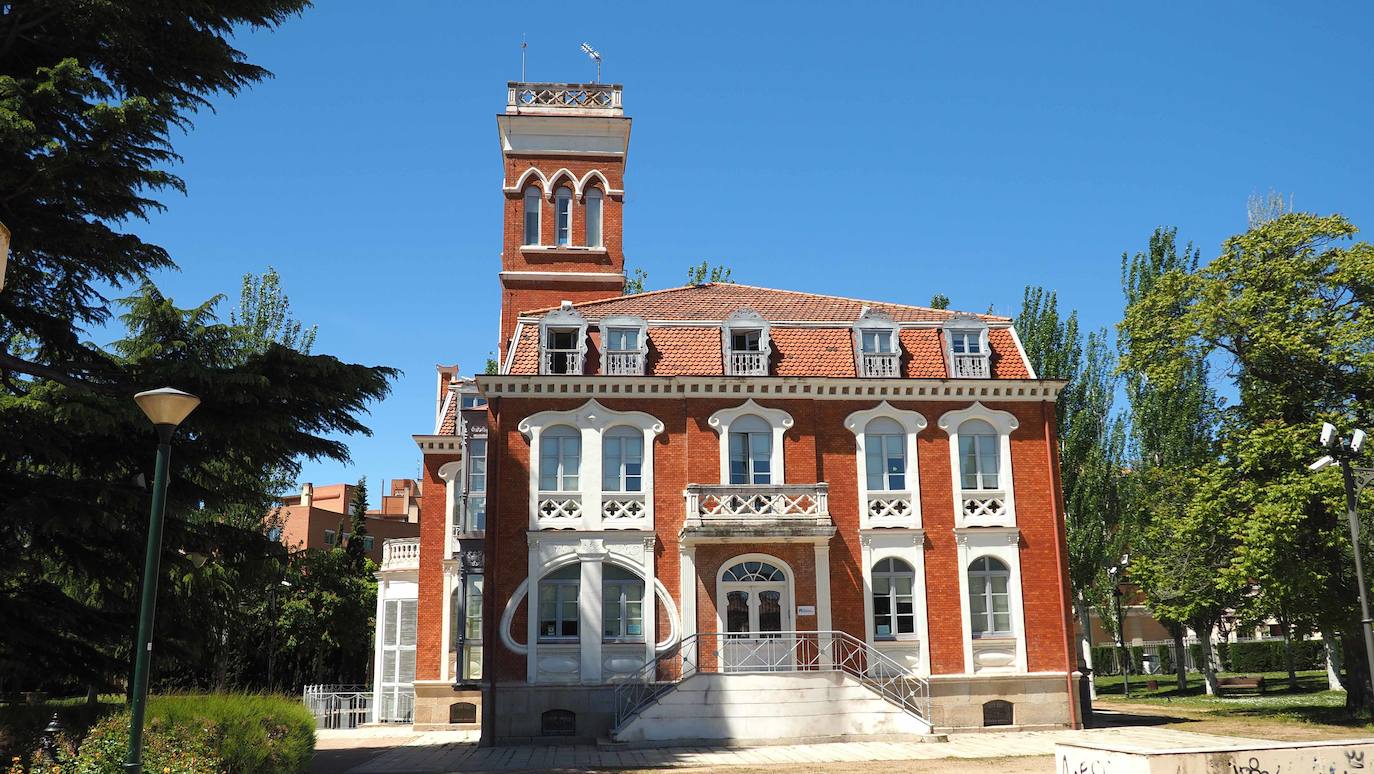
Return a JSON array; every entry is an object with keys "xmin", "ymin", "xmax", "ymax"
[
  {"xmin": 707, "ymin": 399, "xmax": 793, "ymax": 485},
  {"xmin": 438, "ymin": 460, "xmax": 463, "ymax": 554},
  {"xmin": 553, "ymin": 184, "xmax": 575, "ymax": 246},
  {"xmin": 852, "ymin": 306, "xmax": 902, "ymax": 378},
  {"xmin": 954, "ymin": 528, "xmax": 1027, "ymax": 674},
  {"xmin": 522, "ymin": 186, "xmax": 543, "ymax": 246},
  {"xmin": 937, "ymin": 402, "xmax": 1019, "ymax": 528},
  {"xmin": 722, "ymin": 308, "xmax": 771, "ymax": 376},
  {"xmin": 518, "ymin": 399, "xmax": 664, "ymax": 531},
  {"xmin": 713, "ymin": 552, "xmax": 796, "ymax": 635},
  {"xmin": 859, "ymin": 530, "xmax": 931, "ymax": 676},
  {"xmin": 539, "ymin": 302, "xmax": 589, "ymax": 375},
  {"xmin": 942, "ymin": 313, "xmax": 992, "ymax": 379},
  {"xmin": 597, "ymin": 314, "xmax": 649, "ymax": 376},
  {"xmin": 584, "ymin": 187, "xmax": 604, "ymax": 248},
  {"xmin": 844, "ymin": 402, "xmax": 926, "ymax": 529}
]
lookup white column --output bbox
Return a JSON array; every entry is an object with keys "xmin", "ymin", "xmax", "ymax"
[
  {"xmin": 527, "ymin": 542, "xmax": 540, "ymax": 683},
  {"xmin": 642, "ymin": 538, "xmax": 657, "ymax": 664},
  {"xmin": 439, "ymin": 570, "xmax": 454, "ymax": 682},
  {"xmin": 580, "ymin": 556, "xmax": 603, "ymax": 683},
  {"xmin": 859, "ymin": 536, "xmax": 876, "ymax": 645},
  {"xmin": 370, "ymin": 576, "xmax": 388, "ymax": 723},
  {"xmin": 680, "ymin": 543, "xmax": 698, "ymax": 666},
  {"xmin": 815, "ymin": 542, "xmax": 833, "ymax": 668}
]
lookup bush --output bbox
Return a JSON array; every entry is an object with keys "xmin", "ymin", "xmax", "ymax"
[
  {"xmin": 69, "ymin": 694, "xmax": 314, "ymax": 774},
  {"xmin": 1227, "ymin": 640, "xmax": 1326, "ymax": 673}
]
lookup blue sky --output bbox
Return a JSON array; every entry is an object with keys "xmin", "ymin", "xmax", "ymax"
[{"xmin": 128, "ymin": 1, "xmax": 1374, "ymax": 503}]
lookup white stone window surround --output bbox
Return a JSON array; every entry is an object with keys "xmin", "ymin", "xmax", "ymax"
[
  {"xmin": 597, "ymin": 314, "xmax": 649, "ymax": 376},
  {"xmin": 539, "ymin": 302, "xmax": 589, "ymax": 375},
  {"xmin": 852, "ymin": 306, "xmax": 902, "ymax": 378},
  {"xmin": 844, "ymin": 402, "xmax": 926, "ymax": 530},
  {"xmin": 707, "ymin": 400, "xmax": 793, "ymax": 485},
  {"xmin": 713, "ymin": 552, "xmax": 797, "ymax": 635},
  {"xmin": 937, "ymin": 402, "xmax": 1019, "ymax": 528},
  {"xmin": 942, "ymin": 313, "xmax": 992, "ymax": 379},
  {"xmin": 954, "ymin": 527, "xmax": 1027, "ymax": 674},
  {"xmin": 721, "ymin": 308, "xmax": 772, "ymax": 376},
  {"xmin": 584, "ymin": 186, "xmax": 604, "ymax": 248},
  {"xmin": 521, "ymin": 185, "xmax": 543, "ymax": 246},
  {"xmin": 859, "ymin": 530, "xmax": 931, "ymax": 676},
  {"xmin": 518, "ymin": 399, "xmax": 664, "ymax": 531},
  {"xmin": 497, "ymin": 534, "xmax": 681, "ymax": 684},
  {"xmin": 506, "ymin": 167, "xmax": 622, "ymax": 199},
  {"xmin": 438, "ymin": 460, "xmax": 463, "ymax": 555}
]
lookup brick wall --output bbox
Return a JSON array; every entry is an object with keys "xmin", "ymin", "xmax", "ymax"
[{"xmin": 415, "ymin": 450, "xmax": 459, "ymax": 682}]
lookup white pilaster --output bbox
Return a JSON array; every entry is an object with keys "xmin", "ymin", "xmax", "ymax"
[
  {"xmin": 439, "ymin": 570, "xmax": 454, "ymax": 682},
  {"xmin": 642, "ymin": 538, "xmax": 657, "ymax": 664},
  {"xmin": 580, "ymin": 556, "xmax": 604, "ymax": 683},
  {"xmin": 370, "ymin": 576, "xmax": 387, "ymax": 723},
  {"xmin": 815, "ymin": 542, "xmax": 833, "ymax": 668},
  {"xmin": 680, "ymin": 544, "xmax": 698, "ymax": 665},
  {"xmin": 527, "ymin": 542, "xmax": 540, "ymax": 683}
]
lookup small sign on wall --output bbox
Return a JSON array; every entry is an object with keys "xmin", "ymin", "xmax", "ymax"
[{"xmin": 797, "ymin": 605, "xmax": 816, "ymax": 617}]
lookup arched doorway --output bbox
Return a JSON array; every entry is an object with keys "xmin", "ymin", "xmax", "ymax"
[{"xmin": 717, "ymin": 557, "xmax": 793, "ymax": 671}]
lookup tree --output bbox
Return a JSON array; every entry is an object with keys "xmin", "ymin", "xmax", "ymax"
[
  {"xmin": 686, "ymin": 261, "xmax": 732, "ymax": 285},
  {"xmin": 623, "ymin": 267, "xmax": 648, "ymax": 295},
  {"xmin": 928, "ymin": 294, "xmax": 950, "ymax": 310},
  {"xmin": 231, "ymin": 267, "xmax": 317, "ymax": 355},
  {"xmin": 345, "ymin": 478, "xmax": 370, "ymax": 570}
]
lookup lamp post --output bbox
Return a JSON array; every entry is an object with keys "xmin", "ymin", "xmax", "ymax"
[
  {"xmin": 267, "ymin": 579, "xmax": 292, "ymax": 690},
  {"xmin": 126, "ymin": 387, "xmax": 200, "ymax": 774},
  {"xmin": 1108, "ymin": 555, "xmax": 1130, "ymax": 698},
  {"xmin": 1311, "ymin": 423, "xmax": 1374, "ymax": 704}
]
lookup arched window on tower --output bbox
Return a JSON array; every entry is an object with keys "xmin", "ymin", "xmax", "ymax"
[
  {"xmin": 555, "ymin": 186, "xmax": 573, "ymax": 246},
  {"xmin": 584, "ymin": 188, "xmax": 603, "ymax": 247},
  {"xmin": 523, "ymin": 187, "xmax": 542, "ymax": 245}
]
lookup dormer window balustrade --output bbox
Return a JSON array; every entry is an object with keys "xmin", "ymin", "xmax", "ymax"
[
  {"xmin": 942, "ymin": 315, "xmax": 992, "ymax": 380},
  {"xmin": 598, "ymin": 315, "xmax": 648, "ymax": 376}
]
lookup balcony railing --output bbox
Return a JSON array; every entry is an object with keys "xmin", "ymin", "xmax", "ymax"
[
  {"xmin": 860, "ymin": 351, "xmax": 900, "ymax": 378},
  {"xmin": 380, "ymin": 537, "xmax": 419, "ymax": 571},
  {"xmin": 507, "ymin": 82, "xmax": 623, "ymax": 114},
  {"xmin": 952, "ymin": 353, "xmax": 990, "ymax": 379},
  {"xmin": 961, "ymin": 490, "xmax": 1010, "ymax": 523},
  {"xmin": 537, "ymin": 492, "xmax": 583, "ymax": 527},
  {"xmin": 602, "ymin": 493, "xmax": 648, "ymax": 523},
  {"xmin": 603, "ymin": 350, "xmax": 644, "ymax": 376},
  {"xmin": 685, "ymin": 484, "xmax": 830, "ymax": 528},
  {"xmin": 728, "ymin": 350, "xmax": 768, "ymax": 376},
  {"xmin": 866, "ymin": 492, "xmax": 914, "ymax": 522},
  {"xmin": 541, "ymin": 348, "xmax": 582, "ymax": 375}
]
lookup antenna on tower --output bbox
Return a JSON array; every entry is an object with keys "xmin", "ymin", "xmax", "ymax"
[
  {"xmin": 520, "ymin": 34, "xmax": 527, "ymax": 81},
  {"xmin": 580, "ymin": 42, "xmax": 601, "ymax": 82}
]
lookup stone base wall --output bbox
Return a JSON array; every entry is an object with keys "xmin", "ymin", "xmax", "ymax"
[
  {"xmin": 489, "ymin": 683, "xmax": 617, "ymax": 744},
  {"xmin": 412, "ymin": 681, "xmax": 483, "ymax": 731},
  {"xmin": 929, "ymin": 672, "xmax": 1075, "ymax": 731}
]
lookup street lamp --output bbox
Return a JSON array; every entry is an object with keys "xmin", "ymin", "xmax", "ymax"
[
  {"xmin": 1107, "ymin": 562, "xmax": 1129, "ymax": 698},
  {"xmin": 126, "ymin": 387, "xmax": 199, "ymax": 774},
  {"xmin": 1311, "ymin": 423, "xmax": 1374, "ymax": 704}
]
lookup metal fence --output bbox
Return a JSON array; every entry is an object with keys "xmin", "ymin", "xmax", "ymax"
[
  {"xmin": 302, "ymin": 684, "xmax": 374, "ymax": 729},
  {"xmin": 1090, "ymin": 639, "xmax": 1206, "ymax": 676}
]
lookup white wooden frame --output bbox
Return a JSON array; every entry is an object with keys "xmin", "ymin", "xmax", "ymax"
[{"xmin": 707, "ymin": 399, "xmax": 793, "ymax": 485}]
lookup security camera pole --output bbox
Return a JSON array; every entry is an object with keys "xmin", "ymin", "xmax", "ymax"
[{"xmin": 1311, "ymin": 423, "xmax": 1374, "ymax": 702}]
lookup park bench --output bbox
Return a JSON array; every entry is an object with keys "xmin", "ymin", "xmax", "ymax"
[{"xmin": 1217, "ymin": 676, "xmax": 1265, "ymax": 696}]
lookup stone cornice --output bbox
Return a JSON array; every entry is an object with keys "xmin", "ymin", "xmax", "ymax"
[{"xmin": 476, "ymin": 375, "xmax": 1065, "ymax": 402}]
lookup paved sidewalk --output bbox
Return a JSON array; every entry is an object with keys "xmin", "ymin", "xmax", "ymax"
[{"xmin": 335, "ymin": 725, "xmax": 1263, "ymax": 773}]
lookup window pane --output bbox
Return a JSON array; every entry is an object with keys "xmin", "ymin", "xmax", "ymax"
[
  {"xmin": 994, "ymin": 612, "xmax": 1011, "ymax": 633},
  {"xmin": 469, "ymin": 496, "xmax": 486, "ymax": 531},
  {"xmin": 873, "ymin": 576, "xmax": 890, "ymax": 595},
  {"xmin": 585, "ymin": 191, "xmax": 602, "ymax": 247},
  {"xmin": 959, "ymin": 435, "xmax": 979, "ymax": 489},
  {"xmin": 865, "ymin": 440, "xmax": 884, "ymax": 489},
  {"xmin": 978, "ymin": 436, "xmax": 999, "ymax": 489},
  {"xmin": 539, "ymin": 454, "xmax": 558, "ymax": 491},
  {"xmin": 555, "ymin": 189, "xmax": 572, "ymax": 245},
  {"xmin": 523, "ymin": 189, "xmax": 540, "ymax": 245}
]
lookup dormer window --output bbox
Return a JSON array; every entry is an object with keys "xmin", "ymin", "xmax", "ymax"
[
  {"xmin": 722, "ymin": 309, "xmax": 770, "ymax": 376},
  {"xmin": 554, "ymin": 186, "xmax": 573, "ymax": 246},
  {"xmin": 523, "ymin": 187, "xmax": 542, "ymax": 245},
  {"xmin": 853, "ymin": 306, "xmax": 900, "ymax": 378},
  {"xmin": 942, "ymin": 314, "xmax": 991, "ymax": 379},
  {"xmin": 598, "ymin": 315, "xmax": 648, "ymax": 376},
  {"xmin": 540, "ymin": 302, "xmax": 588, "ymax": 375}
]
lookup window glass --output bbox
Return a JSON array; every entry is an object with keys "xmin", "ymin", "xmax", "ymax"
[
  {"xmin": 523, "ymin": 187, "xmax": 541, "ymax": 245},
  {"xmin": 968, "ymin": 556, "xmax": 1012, "ymax": 637},
  {"xmin": 958, "ymin": 419, "xmax": 999, "ymax": 490},
  {"xmin": 872, "ymin": 557, "xmax": 916, "ymax": 638},
  {"xmin": 731, "ymin": 329, "xmax": 761, "ymax": 352},
  {"xmin": 728, "ymin": 415, "xmax": 772, "ymax": 485},
  {"xmin": 861, "ymin": 329, "xmax": 893, "ymax": 354},
  {"xmin": 539, "ymin": 427, "xmax": 580, "ymax": 491},
  {"xmin": 555, "ymin": 187, "xmax": 573, "ymax": 245},
  {"xmin": 602, "ymin": 565, "xmax": 644, "ymax": 640},
  {"xmin": 602, "ymin": 428, "xmax": 644, "ymax": 492},
  {"xmin": 864, "ymin": 418, "xmax": 906, "ymax": 491},
  {"xmin": 460, "ymin": 394, "xmax": 487, "ymax": 410},
  {"xmin": 466, "ymin": 437, "xmax": 487, "ymax": 531},
  {"xmin": 951, "ymin": 330, "xmax": 984, "ymax": 355},
  {"xmin": 539, "ymin": 564, "xmax": 580, "ymax": 640},
  {"xmin": 585, "ymin": 188, "xmax": 603, "ymax": 247},
  {"xmin": 606, "ymin": 327, "xmax": 639, "ymax": 351}
]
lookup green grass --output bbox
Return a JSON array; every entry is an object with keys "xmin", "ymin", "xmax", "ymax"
[{"xmin": 1092, "ymin": 669, "xmax": 1374, "ymax": 728}]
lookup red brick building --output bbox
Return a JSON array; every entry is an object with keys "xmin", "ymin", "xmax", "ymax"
[
  {"xmin": 393, "ymin": 81, "xmax": 1079, "ymax": 742},
  {"xmin": 276, "ymin": 480, "xmax": 420, "ymax": 564}
]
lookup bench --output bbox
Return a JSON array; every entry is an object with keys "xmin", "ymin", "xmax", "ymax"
[{"xmin": 1217, "ymin": 676, "xmax": 1265, "ymax": 696}]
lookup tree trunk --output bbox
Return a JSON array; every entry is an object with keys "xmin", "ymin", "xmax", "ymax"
[
  {"xmin": 1194, "ymin": 617, "xmax": 1219, "ymax": 696},
  {"xmin": 1343, "ymin": 633, "xmax": 1373, "ymax": 716},
  {"xmin": 1282, "ymin": 621, "xmax": 1297, "ymax": 691},
  {"xmin": 86, "ymin": 684, "xmax": 98, "ymax": 706},
  {"xmin": 1076, "ymin": 597, "xmax": 1097, "ymax": 700},
  {"xmin": 1171, "ymin": 626, "xmax": 1187, "ymax": 691},
  {"xmin": 1323, "ymin": 630, "xmax": 1344, "ymax": 691}
]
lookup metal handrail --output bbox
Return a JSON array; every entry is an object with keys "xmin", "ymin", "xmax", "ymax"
[{"xmin": 611, "ymin": 630, "xmax": 931, "ymax": 732}]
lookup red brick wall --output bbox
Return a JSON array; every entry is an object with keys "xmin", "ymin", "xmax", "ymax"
[
  {"xmin": 482, "ymin": 396, "xmax": 1074, "ymax": 683},
  {"xmin": 415, "ymin": 451, "xmax": 459, "ymax": 682}
]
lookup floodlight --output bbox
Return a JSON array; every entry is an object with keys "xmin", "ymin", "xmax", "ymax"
[
  {"xmin": 1309, "ymin": 455, "xmax": 1335, "ymax": 472},
  {"xmin": 1321, "ymin": 422, "xmax": 1337, "ymax": 448},
  {"xmin": 1353, "ymin": 429, "xmax": 1367, "ymax": 455}
]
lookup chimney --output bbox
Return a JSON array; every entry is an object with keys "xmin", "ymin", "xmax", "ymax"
[{"xmin": 301, "ymin": 482, "xmax": 314, "ymax": 508}]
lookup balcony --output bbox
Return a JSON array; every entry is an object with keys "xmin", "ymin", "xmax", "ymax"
[
  {"xmin": 961, "ymin": 490, "xmax": 1011, "ymax": 526},
  {"xmin": 380, "ymin": 537, "xmax": 419, "ymax": 571},
  {"xmin": 603, "ymin": 350, "xmax": 644, "ymax": 376},
  {"xmin": 952, "ymin": 354, "xmax": 990, "ymax": 379},
  {"xmin": 683, "ymin": 484, "xmax": 834, "ymax": 540},
  {"xmin": 727, "ymin": 350, "xmax": 768, "ymax": 376},
  {"xmin": 860, "ymin": 351, "xmax": 900, "ymax": 378},
  {"xmin": 541, "ymin": 349, "xmax": 582, "ymax": 375},
  {"xmin": 507, "ymin": 82, "xmax": 623, "ymax": 116},
  {"xmin": 537, "ymin": 492, "xmax": 583, "ymax": 529},
  {"xmin": 866, "ymin": 492, "xmax": 915, "ymax": 524},
  {"xmin": 602, "ymin": 493, "xmax": 648, "ymax": 526}
]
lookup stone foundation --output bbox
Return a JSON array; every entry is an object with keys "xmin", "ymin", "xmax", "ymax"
[
  {"xmin": 928, "ymin": 671, "xmax": 1076, "ymax": 731},
  {"xmin": 412, "ymin": 681, "xmax": 483, "ymax": 731},
  {"xmin": 488, "ymin": 683, "xmax": 617, "ymax": 744}
]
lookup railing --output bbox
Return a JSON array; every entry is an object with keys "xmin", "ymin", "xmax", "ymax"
[
  {"xmin": 541, "ymin": 349, "xmax": 582, "ymax": 375},
  {"xmin": 508, "ymin": 82, "xmax": 623, "ymax": 112},
  {"xmin": 602, "ymin": 493, "xmax": 647, "ymax": 522},
  {"xmin": 603, "ymin": 350, "xmax": 644, "ymax": 376},
  {"xmin": 380, "ymin": 537, "xmax": 419, "ymax": 570},
  {"xmin": 961, "ymin": 490, "xmax": 1008, "ymax": 520},
  {"xmin": 685, "ymin": 484, "xmax": 830, "ymax": 526},
  {"xmin": 860, "ymin": 351, "xmax": 900, "ymax": 378},
  {"xmin": 302, "ymin": 684, "xmax": 372, "ymax": 729},
  {"xmin": 376, "ymin": 687, "xmax": 415, "ymax": 724},
  {"xmin": 537, "ymin": 492, "xmax": 583, "ymax": 524},
  {"xmin": 952, "ymin": 354, "xmax": 990, "ymax": 379},
  {"xmin": 867, "ymin": 492, "xmax": 914, "ymax": 521},
  {"xmin": 612, "ymin": 631, "xmax": 931, "ymax": 732},
  {"xmin": 728, "ymin": 349, "xmax": 768, "ymax": 376}
]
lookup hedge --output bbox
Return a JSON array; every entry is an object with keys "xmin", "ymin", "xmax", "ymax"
[
  {"xmin": 1227, "ymin": 640, "xmax": 1325, "ymax": 673},
  {"xmin": 5, "ymin": 694, "xmax": 314, "ymax": 774}
]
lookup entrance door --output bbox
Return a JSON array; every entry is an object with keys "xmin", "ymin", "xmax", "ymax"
[{"xmin": 720, "ymin": 560, "xmax": 792, "ymax": 671}]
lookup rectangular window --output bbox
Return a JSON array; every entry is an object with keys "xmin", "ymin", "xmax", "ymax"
[
  {"xmin": 363, "ymin": 535, "xmax": 375, "ymax": 551},
  {"xmin": 539, "ymin": 434, "xmax": 580, "ymax": 491},
  {"xmin": 865, "ymin": 434, "xmax": 906, "ymax": 491},
  {"xmin": 585, "ymin": 193, "xmax": 602, "ymax": 247},
  {"xmin": 951, "ymin": 331, "xmax": 983, "ymax": 355},
  {"xmin": 731, "ymin": 330, "xmax": 762, "ymax": 352},
  {"xmin": 539, "ymin": 582, "xmax": 580, "ymax": 639},
  {"xmin": 729, "ymin": 431, "xmax": 772, "ymax": 485},
  {"xmin": 324, "ymin": 529, "xmax": 336, "ymax": 547},
  {"xmin": 602, "ymin": 434, "xmax": 644, "ymax": 492},
  {"xmin": 861, "ymin": 329, "xmax": 892, "ymax": 354},
  {"xmin": 606, "ymin": 327, "xmax": 639, "ymax": 351},
  {"xmin": 602, "ymin": 582, "xmax": 644, "ymax": 640},
  {"xmin": 382, "ymin": 599, "xmax": 418, "ymax": 690},
  {"xmin": 460, "ymin": 394, "xmax": 487, "ymax": 410},
  {"xmin": 466, "ymin": 439, "xmax": 487, "ymax": 531},
  {"xmin": 959, "ymin": 434, "xmax": 999, "ymax": 490},
  {"xmin": 545, "ymin": 328, "xmax": 580, "ymax": 374},
  {"xmin": 970, "ymin": 574, "xmax": 1011, "ymax": 637}
]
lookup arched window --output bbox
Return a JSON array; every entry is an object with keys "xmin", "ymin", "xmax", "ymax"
[
  {"xmin": 602, "ymin": 426, "xmax": 643, "ymax": 492},
  {"xmin": 584, "ymin": 187, "xmax": 603, "ymax": 247},
  {"xmin": 539, "ymin": 564, "xmax": 580, "ymax": 640},
  {"xmin": 872, "ymin": 557, "xmax": 916, "ymax": 639},
  {"xmin": 958, "ymin": 419, "xmax": 1000, "ymax": 490},
  {"xmin": 523, "ymin": 187, "xmax": 542, "ymax": 245},
  {"xmin": 722, "ymin": 560, "xmax": 785, "ymax": 582},
  {"xmin": 728, "ymin": 415, "xmax": 772, "ymax": 484},
  {"xmin": 602, "ymin": 565, "xmax": 644, "ymax": 640},
  {"xmin": 865, "ymin": 417, "xmax": 906, "ymax": 491},
  {"xmin": 554, "ymin": 186, "xmax": 573, "ymax": 245},
  {"xmin": 968, "ymin": 557, "xmax": 1012, "ymax": 638},
  {"xmin": 539, "ymin": 426, "xmax": 580, "ymax": 492}
]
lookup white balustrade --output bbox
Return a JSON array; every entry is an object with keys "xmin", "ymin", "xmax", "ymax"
[
  {"xmin": 961, "ymin": 490, "xmax": 1009, "ymax": 521},
  {"xmin": 602, "ymin": 493, "xmax": 647, "ymax": 522},
  {"xmin": 685, "ymin": 484, "xmax": 830, "ymax": 527},
  {"xmin": 537, "ymin": 493, "xmax": 583, "ymax": 526},
  {"xmin": 541, "ymin": 348, "xmax": 582, "ymax": 375},
  {"xmin": 603, "ymin": 350, "xmax": 644, "ymax": 376},
  {"xmin": 728, "ymin": 350, "xmax": 768, "ymax": 376},
  {"xmin": 866, "ymin": 492, "xmax": 914, "ymax": 521},
  {"xmin": 952, "ymin": 353, "xmax": 990, "ymax": 379},
  {"xmin": 508, "ymin": 82, "xmax": 622, "ymax": 112},
  {"xmin": 860, "ymin": 351, "xmax": 900, "ymax": 378},
  {"xmin": 380, "ymin": 537, "xmax": 420, "ymax": 570}
]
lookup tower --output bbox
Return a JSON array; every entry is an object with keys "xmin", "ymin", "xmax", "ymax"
[{"xmin": 496, "ymin": 82, "xmax": 631, "ymax": 362}]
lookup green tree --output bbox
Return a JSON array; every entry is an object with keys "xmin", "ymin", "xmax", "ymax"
[
  {"xmin": 623, "ymin": 267, "xmax": 648, "ymax": 295},
  {"xmin": 231, "ymin": 267, "xmax": 317, "ymax": 355},
  {"xmin": 345, "ymin": 477, "xmax": 370, "ymax": 570},
  {"xmin": 928, "ymin": 294, "xmax": 950, "ymax": 310},
  {"xmin": 686, "ymin": 261, "xmax": 732, "ymax": 285}
]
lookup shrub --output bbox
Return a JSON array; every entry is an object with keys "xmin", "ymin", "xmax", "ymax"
[
  {"xmin": 70, "ymin": 694, "xmax": 314, "ymax": 774},
  {"xmin": 1227, "ymin": 639, "xmax": 1326, "ymax": 673},
  {"xmin": 1155, "ymin": 644, "xmax": 1175, "ymax": 674}
]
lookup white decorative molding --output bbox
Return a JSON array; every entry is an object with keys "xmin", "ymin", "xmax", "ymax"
[
  {"xmin": 477, "ymin": 375, "xmax": 1066, "ymax": 402},
  {"xmin": 438, "ymin": 460, "xmax": 463, "ymax": 554},
  {"xmin": 597, "ymin": 314, "xmax": 649, "ymax": 376},
  {"xmin": 713, "ymin": 552, "xmax": 796, "ymax": 635},
  {"xmin": 852, "ymin": 306, "xmax": 902, "ymax": 378},
  {"xmin": 722, "ymin": 308, "xmax": 771, "ymax": 376},
  {"xmin": 544, "ymin": 168, "xmax": 579, "ymax": 200},
  {"xmin": 859, "ymin": 529, "xmax": 931, "ymax": 676},
  {"xmin": 539, "ymin": 302, "xmax": 589, "ymax": 376},
  {"xmin": 845, "ymin": 402, "xmax": 927, "ymax": 530},
  {"xmin": 942, "ymin": 313, "xmax": 992, "ymax": 380},
  {"xmin": 509, "ymin": 166, "xmax": 547, "ymax": 194},
  {"xmin": 938, "ymin": 402, "xmax": 1020, "ymax": 528},
  {"xmin": 498, "ymin": 566, "xmax": 681, "ymax": 658},
  {"xmin": 953, "ymin": 527, "xmax": 1028, "ymax": 674},
  {"xmin": 706, "ymin": 399, "xmax": 793, "ymax": 485}
]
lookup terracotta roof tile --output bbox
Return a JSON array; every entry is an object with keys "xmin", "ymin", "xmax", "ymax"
[
  {"xmin": 773, "ymin": 328, "xmax": 856, "ymax": 377},
  {"xmin": 645, "ymin": 327, "xmax": 722, "ymax": 376},
  {"xmin": 988, "ymin": 328, "xmax": 1031, "ymax": 378},
  {"xmin": 509, "ymin": 324, "xmax": 540, "ymax": 375},
  {"xmin": 899, "ymin": 329, "xmax": 946, "ymax": 378}
]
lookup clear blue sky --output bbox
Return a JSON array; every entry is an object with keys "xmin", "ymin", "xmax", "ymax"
[{"xmin": 129, "ymin": 1, "xmax": 1374, "ymax": 503}]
